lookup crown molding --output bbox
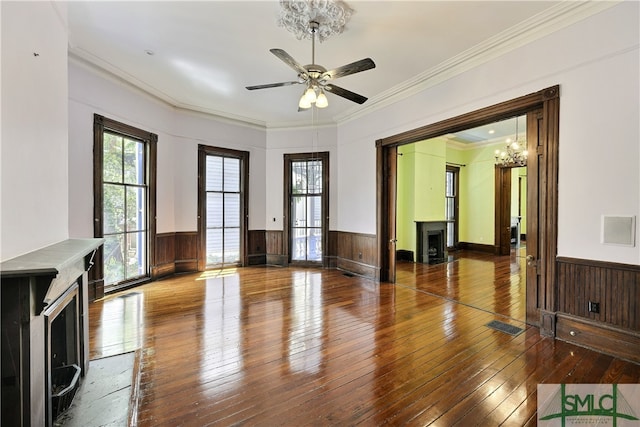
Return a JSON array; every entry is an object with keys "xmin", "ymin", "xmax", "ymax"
[
  {"xmin": 68, "ymin": 50, "xmax": 268, "ymax": 130},
  {"xmin": 335, "ymin": 0, "xmax": 621, "ymax": 125}
]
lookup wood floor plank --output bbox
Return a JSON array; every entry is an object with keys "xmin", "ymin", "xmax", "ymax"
[{"xmin": 87, "ymin": 250, "xmax": 639, "ymax": 426}]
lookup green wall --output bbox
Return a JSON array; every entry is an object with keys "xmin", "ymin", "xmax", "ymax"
[{"xmin": 397, "ymin": 139, "xmax": 527, "ymax": 256}]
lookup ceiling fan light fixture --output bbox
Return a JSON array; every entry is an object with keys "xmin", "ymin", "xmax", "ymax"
[
  {"xmin": 299, "ymin": 93, "xmax": 312, "ymax": 109},
  {"xmin": 315, "ymin": 90, "xmax": 328, "ymax": 108},
  {"xmin": 304, "ymin": 86, "xmax": 317, "ymax": 103}
]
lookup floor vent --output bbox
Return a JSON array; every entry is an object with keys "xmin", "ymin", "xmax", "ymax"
[{"xmin": 486, "ymin": 320, "xmax": 524, "ymax": 336}]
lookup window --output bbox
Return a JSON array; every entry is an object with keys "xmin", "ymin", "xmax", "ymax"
[
  {"xmin": 198, "ymin": 145, "xmax": 249, "ymax": 269},
  {"xmin": 94, "ymin": 115, "xmax": 156, "ymax": 293},
  {"xmin": 445, "ymin": 166, "xmax": 459, "ymax": 248},
  {"xmin": 284, "ymin": 152, "xmax": 329, "ymax": 265}
]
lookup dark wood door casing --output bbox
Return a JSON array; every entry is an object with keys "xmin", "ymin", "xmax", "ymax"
[
  {"xmin": 197, "ymin": 145, "xmax": 250, "ymax": 271},
  {"xmin": 376, "ymin": 86, "xmax": 560, "ymax": 328},
  {"xmin": 283, "ymin": 152, "xmax": 330, "ymax": 267}
]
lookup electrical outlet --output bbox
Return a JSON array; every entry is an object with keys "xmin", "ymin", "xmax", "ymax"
[{"xmin": 588, "ymin": 301, "xmax": 600, "ymax": 314}]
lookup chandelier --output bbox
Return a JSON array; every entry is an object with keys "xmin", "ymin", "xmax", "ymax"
[
  {"xmin": 277, "ymin": 0, "xmax": 353, "ymax": 43},
  {"xmin": 495, "ymin": 117, "xmax": 528, "ymax": 166}
]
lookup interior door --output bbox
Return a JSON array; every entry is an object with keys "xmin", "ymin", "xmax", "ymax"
[
  {"xmin": 526, "ymin": 109, "xmax": 543, "ymax": 326},
  {"xmin": 385, "ymin": 146, "xmax": 398, "ymax": 282},
  {"xmin": 495, "ymin": 166, "xmax": 512, "ymax": 256}
]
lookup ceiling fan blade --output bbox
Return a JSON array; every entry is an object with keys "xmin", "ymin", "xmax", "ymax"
[
  {"xmin": 246, "ymin": 81, "xmax": 300, "ymax": 90},
  {"xmin": 270, "ymin": 49, "xmax": 308, "ymax": 76},
  {"xmin": 325, "ymin": 84, "xmax": 368, "ymax": 104},
  {"xmin": 322, "ymin": 58, "xmax": 376, "ymax": 80}
]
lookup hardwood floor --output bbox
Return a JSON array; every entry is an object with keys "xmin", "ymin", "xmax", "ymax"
[{"xmin": 88, "ymin": 250, "xmax": 639, "ymax": 426}]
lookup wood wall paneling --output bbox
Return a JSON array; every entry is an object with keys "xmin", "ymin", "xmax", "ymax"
[
  {"xmin": 175, "ymin": 232, "xmax": 198, "ymax": 273},
  {"xmin": 266, "ymin": 230, "xmax": 286, "ymax": 266},
  {"xmin": 248, "ymin": 230, "xmax": 267, "ymax": 266},
  {"xmin": 153, "ymin": 233, "xmax": 175, "ymax": 278},
  {"xmin": 557, "ymin": 257, "xmax": 640, "ymax": 331},
  {"xmin": 335, "ymin": 231, "xmax": 378, "ymax": 280},
  {"xmin": 555, "ymin": 257, "xmax": 640, "ymax": 363}
]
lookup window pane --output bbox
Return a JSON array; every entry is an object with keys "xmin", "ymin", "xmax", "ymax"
[
  {"xmin": 124, "ymin": 138, "xmax": 145, "ymax": 185},
  {"xmin": 224, "ymin": 157, "xmax": 240, "ymax": 192},
  {"xmin": 206, "ymin": 156, "xmax": 223, "ymax": 192},
  {"xmin": 125, "ymin": 231, "xmax": 146, "ymax": 280},
  {"xmin": 104, "ymin": 234, "xmax": 125, "ymax": 285},
  {"xmin": 307, "ymin": 196, "xmax": 322, "ymax": 227},
  {"xmin": 223, "ymin": 228, "xmax": 240, "ymax": 263},
  {"xmin": 445, "ymin": 171, "xmax": 454, "ymax": 197},
  {"xmin": 104, "ymin": 184, "xmax": 125, "ymax": 234},
  {"xmin": 224, "ymin": 193, "xmax": 240, "ymax": 227},
  {"xmin": 127, "ymin": 186, "xmax": 146, "ymax": 232},
  {"xmin": 307, "ymin": 160, "xmax": 322, "ymax": 194},
  {"xmin": 308, "ymin": 228, "xmax": 322, "ymax": 261},
  {"xmin": 292, "ymin": 196, "xmax": 306, "ymax": 228},
  {"xmin": 292, "ymin": 162, "xmax": 306, "ymax": 194},
  {"xmin": 207, "ymin": 228, "xmax": 223, "ymax": 265},
  {"xmin": 103, "ymin": 133, "xmax": 123, "ymax": 183},
  {"xmin": 446, "ymin": 198, "xmax": 455, "ymax": 221},
  {"xmin": 207, "ymin": 193, "xmax": 223, "ymax": 228},
  {"xmin": 291, "ymin": 228, "xmax": 307, "ymax": 261}
]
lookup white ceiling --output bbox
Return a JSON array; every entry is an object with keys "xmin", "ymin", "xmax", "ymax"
[{"xmin": 67, "ymin": 1, "xmax": 607, "ymax": 130}]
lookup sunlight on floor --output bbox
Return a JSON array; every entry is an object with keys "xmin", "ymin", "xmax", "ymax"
[{"xmin": 196, "ymin": 267, "xmax": 238, "ymax": 280}]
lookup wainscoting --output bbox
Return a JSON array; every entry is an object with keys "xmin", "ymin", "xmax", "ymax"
[
  {"xmin": 248, "ymin": 230, "xmax": 266, "ymax": 265},
  {"xmin": 262, "ymin": 230, "xmax": 378, "ymax": 279},
  {"xmin": 152, "ymin": 232, "xmax": 198, "ymax": 278},
  {"xmin": 555, "ymin": 257, "xmax": 640, "ymax": 363},
  {"xmin": 335, "ymin": 231, "xmax": 378, "ymax": 279}
]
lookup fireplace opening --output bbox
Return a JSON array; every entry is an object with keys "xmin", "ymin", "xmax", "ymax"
[
  {"xmin": 427, "ymin": 230, "xmax": 445, "ymax": 264},
  {"xmin": 45, "ymin": 284, "xmax": 81, "ymax": 422}
]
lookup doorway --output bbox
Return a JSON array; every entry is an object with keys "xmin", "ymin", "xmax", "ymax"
[
  {"xmin": 197, "ymin": 145, "xmax": 249, "ymax": 270},
  {"xmin": 284, "ymin": 152, "xmax": 329, "ymax": 266},
  {"xmin": 376, "ymin": 86, "xmax": 559, "ymax": 328}
]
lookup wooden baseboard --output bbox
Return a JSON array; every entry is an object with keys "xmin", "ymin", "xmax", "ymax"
[
  {"xmin": 556, "ymin": 313, "xmax": 640, "ymax": 364},
  {"xmin": 247, "ymin": 254, "xmax": 267, "ymax": 266},
  {"xmin": 458, "ymin": 242, "xmax": 497, "ymax": 254},
  {"xmin": 152, "ymin": 262, "xmax": 175, "ymax": 279},
  {"xmin": 396, "ymin": 250, "xmax": 414, "ymax": 262},
  {"xmin": 175, "ymin": 260, "xmax": 198, "ymax": 273},
  {"xmin": 266, "ymin": 254, "xmax": 288, "ymax": 267},
  {"xmin": 336, "ymin": 258, "xmax": 377, "ymax": 280}
]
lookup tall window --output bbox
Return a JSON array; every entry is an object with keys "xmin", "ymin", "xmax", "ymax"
[
  {"xmin": 285, "ymin": 152, "xmax": 329, "ymax": 265},
  {"xmin": 94, "ymin": 115, "xmax": 156, "ymax": 294},
  {"xmin": 198, "ymin": 145, "xmax": 249, "ymax": 269},
  {"xmin": 445, "ymin": 165, "xmax": 459, "ymax": 248}
]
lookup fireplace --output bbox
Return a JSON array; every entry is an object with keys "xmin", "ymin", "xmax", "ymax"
[
  {"xmin": 1, "ymin": 239, "xmax": 102, "ymax": 426},
  {"xmin": 416, "ymin": 221, "xmax": 448, "ymax": 264}
]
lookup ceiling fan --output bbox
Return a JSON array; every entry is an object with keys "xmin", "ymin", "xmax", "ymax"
[{"xmin": 246, "ymin": 20, "xmax": 375, "ymax": 109}]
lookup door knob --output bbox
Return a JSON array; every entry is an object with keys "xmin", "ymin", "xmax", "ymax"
[
  {"xmin": 389, "ymin": 239, "xmax": 397, "ymax": 244},
  {"xmin": 526, "ymin": 255, "xmax": 536, "ymax": 266}
]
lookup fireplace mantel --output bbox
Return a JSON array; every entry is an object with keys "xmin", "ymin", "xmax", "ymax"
[{"xmin": 1, "ymin": 238, "xmax": 103, "ymax": 427}]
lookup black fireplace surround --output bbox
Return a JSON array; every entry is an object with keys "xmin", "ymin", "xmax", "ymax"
[
  {"xmin": 416, "ymin": 221, "xmax": 449, "ymax": 264},
  {"xmin": 1, "ymin": 239, "xmax": 102, "ymax": 427}
]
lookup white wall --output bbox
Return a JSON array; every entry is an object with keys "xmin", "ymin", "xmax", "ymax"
[
  {"xmin": 68, "ymin": 60, "xmax": 267, "ymax": 238},
  {"xmin": 265, "ymin": 125, "xmax": 338, "ymax": 231},
  {"xmin": 1, "ymin": 2, "xmax": 69, "ymax": 261},
  {"xmin": 336, "ymin": 1, "xmax": 639, "ymax": 265}
]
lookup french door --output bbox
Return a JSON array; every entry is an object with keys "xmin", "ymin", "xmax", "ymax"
[
  {"xmin": 198, "ymin": 145, "xmax": 249, "ymax": 269},
  {"xmin": 284, "ymin": 152, "xmax": 329, "ymax": 266}
]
